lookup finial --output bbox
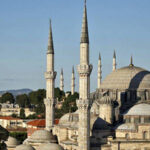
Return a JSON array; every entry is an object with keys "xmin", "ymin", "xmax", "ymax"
[
  {"xmin": 130, "ymin": 55, "xmax": 134, "ymax": 67},
  {"xmin": 84, "ymin": 0, "xmax": 86, "ymax": 5},
  {"xmin": 113, "ymin": 50, "xmax": 116, "ymax": 58},
  {"xmin": 99, "ymin": 53, "xmax": 101, "ymax": 60},
  {"xmin": 72, "ymin": 66, "xmax": 74, "ymax": 73},
  {"xmin": 61, "ymin": 68, "xmax": 63, "ymax": 75}
]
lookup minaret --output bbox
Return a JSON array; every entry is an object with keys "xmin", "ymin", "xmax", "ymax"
[
  {"xmin": 113, "ymin": 50, "xmax": 117, "ymax": 71},
  {"xmin": 60, "ymin": 68, "xmax": 64, "ymax": 91},
  {"xmin": 71, "ymin": 66, "xmax": 75, "ymax": 95},
  {"xmin": 44, "ymin": 20, "xmax": 57, "ymax": 131},
  {"xmin": 97, "ymin": 53, "xmax": 102, "ymax": 89},
  {"xmin": 76, "ymin": 0, "xmax": 93, "ymax": 150}
]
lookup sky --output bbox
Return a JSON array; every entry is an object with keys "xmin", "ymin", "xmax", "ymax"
[{"xmin": 0, "ymin": 0, "xmax": 150, "ymax": 92}]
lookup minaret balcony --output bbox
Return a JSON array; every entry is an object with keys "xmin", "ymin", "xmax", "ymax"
[
  {"xmin": 77, "ymin": 64, "xmax": 93, "ymax": 76},
  {"xmin": 45, "ymin": 71, "xmax": 57, "ymax": 79},
  {"xmin": 76, "ymin": 98, "xmax": 92, "ymax": 110}
]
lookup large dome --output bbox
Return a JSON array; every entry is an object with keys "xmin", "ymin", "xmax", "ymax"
[
  {"xmin": 101, "ymin": 65, "xmax": 150, "ymax": 90},
  {"xmin": 39, "ymin": 143, "xmax": 64, "ymax": 150},
  {"xmin": 28, "ymin": 130, "xmax": 57, "ymax": 143},
  {"xmin": 6, "ymin": 136, "xmax": 19, "ymax": 148},
  {"xmin": 124, "ymin": 103, "xmax": 150, "ymax": 116},
  {"xmin": 15, "ymin": 144, "xmax": 35, "ymax": 150}
]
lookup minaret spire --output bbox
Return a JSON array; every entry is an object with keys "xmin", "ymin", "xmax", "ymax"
[
  {"xmin": 80, "ymin": 0, "xmax": 89, "ymax": 43},
  {"xmin": 60, "ymin": 68, "xmax": 64, "ymax": 91},
  {"xmin": 113, "ymin": 50, "xmax": 117, "ymax": 71},
  {"xmin": 44, "ymin": 20, "xmax": 57, "ymax": 131},
  {"xmin": 48, "ymin": 19, "xmax": 54, "ymax": 54},
  {"xmin": 98, "ymin": 53, "xmax": 102, "ymax": 89},
  {"xmin": 71, "ymin": 66, "xmax": 75, "ymax": 95},
  {"xmin": 130, "ymin": 55, "xmax": 134, "ymax": 67},
  {"xmin": 77, "ymin": 0, "xmax": 92, "ymax": 149}
]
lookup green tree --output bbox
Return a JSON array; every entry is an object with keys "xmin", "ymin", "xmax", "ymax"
[
  {"xmin": 16, "ymin": 94, "xmax": 30, "ymax": 108},
  {"xmin": 20, "ymin": 108, "xmax": 25, "ymax": 119},
  {"xmin": 54, "ymin": 88, "xmax": 65, "ymax": 101},
  {"xmin": 29, "ymin": 89, "xmax": 46, "ymax": 105},
  {"xmin": 0, "ymin": 92, "xmax": 14, "ymax": 103},
  {"xmin": 29, "ymin": 89, "xmax": 46, "ymax": 116},
  {"xmin": 55, "ymin": 92, "xmax": 79, "ymax": 118}
]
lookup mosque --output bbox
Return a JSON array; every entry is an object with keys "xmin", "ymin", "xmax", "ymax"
[{"xmin": 1, "ymin": 1, "xmax": 150, "ymax": 150}]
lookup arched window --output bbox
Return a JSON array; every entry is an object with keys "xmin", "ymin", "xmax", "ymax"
[
  {"xmin": 125, "ymin": 133, "xmax": 129, "ymax": 139},
  {"xmin": 143, "ymin": 131, "xmax": 148, "ymax": 139}
]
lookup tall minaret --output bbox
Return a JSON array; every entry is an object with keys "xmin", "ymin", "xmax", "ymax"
[
  {"xmin": 44, "ymin": 20, "xmax": 57, "ymax": 131},
  {"xmin": 60, "ymin": 68, "xmax": 64, "ymax": 91},
  {"xmin": 71, "ymin": 66, "xmax": 75, "ymax": 95},
  {"xmin": 76, "ymin": 0, "xmax": 92, "ymax": 150},
  {"xmin": 113, "ymin": 50, "xmax": 117, "ymax": 71},
  {"xmin": 97, "ymin": 53, "xmax": 102, "ymax": 89}
]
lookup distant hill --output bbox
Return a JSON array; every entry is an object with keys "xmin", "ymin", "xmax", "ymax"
[{"xmin": 0, "ymin": 89, "xmax": 33, "ymax": 97}]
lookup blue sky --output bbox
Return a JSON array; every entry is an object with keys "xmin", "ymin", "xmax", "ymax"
[{"xmin": 0, "ymin": 0, "xmax": 150, "ymax": 92}]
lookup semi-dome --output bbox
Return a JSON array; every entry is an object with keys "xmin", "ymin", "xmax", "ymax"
[
  {"xmin": 124, "ymin": 103, "xmax": 150, "ymax": 116},
  {"xmin": 28, "ymin": 130, "xmax": 57, "ymax": 143},
  {"xmin": 39, "ymin": 143, "xmax": 64, "ymax": 150},
  {"xmin": 15, "ymin": 144, "xmax": 35, "ymax": 150},
  {"xmin": 101, "ymin": 65, "xmax": 150, "ymax": 90},
  {"xmin": 6, "ymin": 136, "xmax": 19, "ymax": 148}
]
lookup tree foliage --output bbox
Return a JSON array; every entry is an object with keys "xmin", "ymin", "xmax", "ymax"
[
  {"xmin": 0, "ymin": 92, "xmax": 14, "ymax": 103},
  {"xmin": 54, "ymin": 88, "xmax": 65, "ymax": 101},
  {"xmin": 16, "ymin": 94, "xmax": 30, "ymax": 108},
  {"xmin": 29, "ymin": 89, "xmax": 46, "ymax": 105},
  {"xmin": 20, "ymin": 108, "xmax": 26, "ymax": 119},
  {"xmin": 55, "ymin": 92, "xmax": 79, "ymax": 118},
  {"xmin": 10, "ymin": 132, "xmax": 27, "ymax": 144}
]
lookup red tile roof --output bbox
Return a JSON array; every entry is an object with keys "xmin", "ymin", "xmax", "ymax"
[
  {"xmin": 27, "ymin": 119, "xmax": 45, "ymax": 127},
  {"xmin": 27, "ymin": 119, "xmax": 59, "ymax": 127},
  {"xmin": 0, "ymin": 116, "xmax": 21, "ymax": 120}
]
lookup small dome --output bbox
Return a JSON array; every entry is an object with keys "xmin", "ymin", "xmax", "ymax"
[
  {"xmin": 15, "ymin": 144, "xmax": 35, "ymax": 150},
  {"xmin": 29, "ymin": 130, "xmax": 57, "ymax": 143},
  {"xmin": 125, "ymin": 103, "xmax": 150, "ymax": 116},
  {"xmin": 59, "ymin": 111, "xmax": 79, "ymax": 128},
  {"xmin": 38, "ymin": 143, "xmax": 64, "ymax": 150},
  {"xmin": 101, "ymin": 66, "xmax": 150, "ymax": 90},
  {"xmin": 6, "ymin": 136, "xmax": 19, "ymax": 148}
]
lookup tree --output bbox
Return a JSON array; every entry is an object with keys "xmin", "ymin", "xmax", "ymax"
[
  {"xmin": 0, "ymin": 92, "xmax": 14, "ymax": 103},
  {"xmin": 29, "ymin": 89, "xmax": 46, "ymax": 105},
  {"xmin": 20, "ymin": 108, "xmax": 25, "ymax": 119},
  {"xmin": 55, "ymin": 92, "xmax": 79, "ymax": 118},
  {"xmin": 16, "ymin": 94, "xmax": 30, "ymax": 108},
  {"xmin": 54, "ymin": 88, "xmax": 65, "ymax": 101},
  {"xmin": 29, "ymin": 89, "xmax": 46, "ymax": 116}
]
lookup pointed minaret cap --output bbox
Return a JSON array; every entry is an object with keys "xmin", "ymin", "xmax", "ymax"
[
  {"xmin": 99, "ymin": 53, "xmax": 101, "ymax": 60},
  {"xmin": 129, "ymin": 55, "xmax": 134, "ymax": 67},
  {"xmin": 61, "ymin": 68, "xmax": 63, "ymax": 75},
  {"xmin": 113, "ymin": 50, "xmax": 116, "ymax": 58},
  {"xmin": 47, "ymin": 19, "xmax": 54, "ymax": 54},
  {"xmin": 80, "ymin": 0, "xmax": 89, "ymax": 43},
  {"xmin": 72, "ymin": 66, "xmax": 74, "ymax": 74}
]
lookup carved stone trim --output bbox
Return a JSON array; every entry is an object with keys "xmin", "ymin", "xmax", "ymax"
[
  {"xmin": 77, "ymin": 64, "xmax": 93, "ymax": 76},
  {"xmin": 45, "ymin": 71, "xmax": 57, "ymax": 79}
]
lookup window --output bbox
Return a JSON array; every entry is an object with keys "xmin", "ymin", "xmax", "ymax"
[
  {"xmin": 125, "ymin": 133, "xmax": 129, "ymax": 139},
  {"xmin": 143, "ymin": 131, "xmax": 148, "ymax": 140}
]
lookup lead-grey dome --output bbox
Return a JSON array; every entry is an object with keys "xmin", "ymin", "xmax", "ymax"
[
  {"xmin": 39, "ymin": 143, "xmax": 64, "ymax": 150},
  {"xmin": 28, "ymin": 130, "xmax": 57, "ymax": 143},
  {"xmin": 124, "ymin": 103, "xmax": 150, "ymax": 116},
  {"xmin": 6, "ymin": 136, "xmax": 19, "ymax": 148},
  {"xmin": 15, "ymin": 144, "xmax": 35, "ymax": 150},
  {"xmin": 101, "ymin": 66, "xmax": 150, "ymax": 90}
]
